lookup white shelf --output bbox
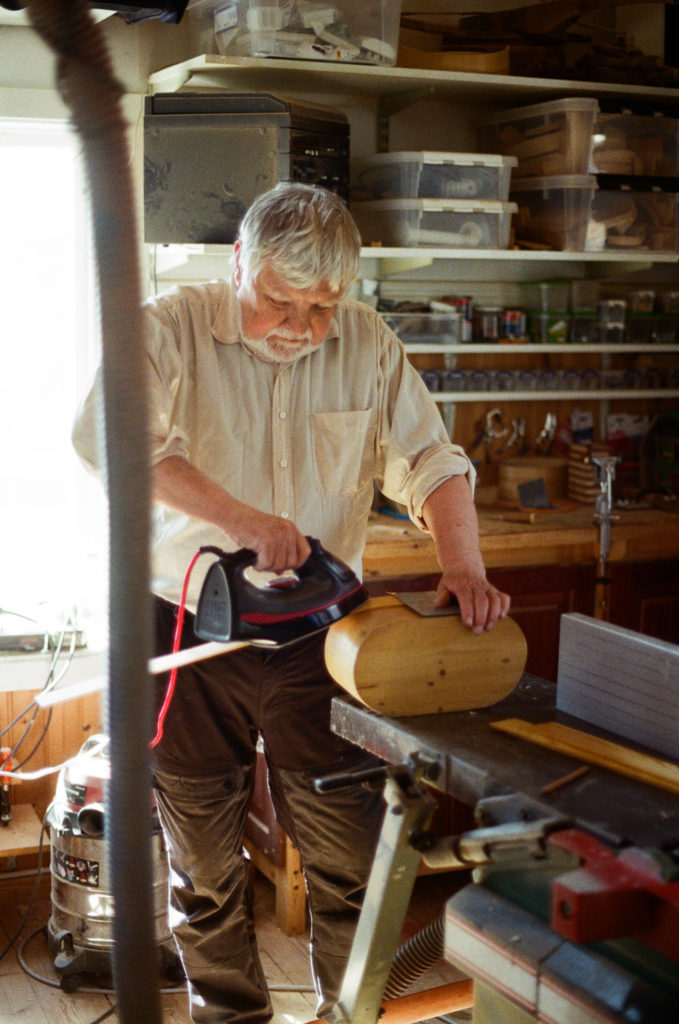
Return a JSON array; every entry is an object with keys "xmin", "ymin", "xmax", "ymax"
[
  {"xmin": 432, "ymin": 389, "xmax": 679, "ymax": 403},
  {"xmin": 150, "ymin": 243, "xmax": 678, "ymax": 283},
  {"xmin": 146, "ymin": 59, "xmax": 678, "ymax": 417},
  {"xmin": 149, "ymin": 55, "xmax": 679, "ymax": 107},
  {"xmin": 405, "ymin": 343, "xmax": 679, "ymax": 355}
]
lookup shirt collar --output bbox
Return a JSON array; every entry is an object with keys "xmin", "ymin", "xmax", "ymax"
[{"xmin": 211, "ymin": 278, "xmax": 341, "ymax": 346}]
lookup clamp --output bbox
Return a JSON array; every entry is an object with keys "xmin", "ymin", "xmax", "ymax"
[{"xmin": 316, "ymin": 764, "xmax": 570, "ymax": 1024}]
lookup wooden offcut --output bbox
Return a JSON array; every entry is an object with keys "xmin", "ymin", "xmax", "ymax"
[
  {"xmin": 490, "ymin": 718, "xmax": 679, "ymax": 795},
  {"xmin": 324, "ymin": 595, "xmax": 527, "ymax": 717}
]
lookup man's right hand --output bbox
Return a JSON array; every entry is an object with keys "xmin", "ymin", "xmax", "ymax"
[
  {"xmin": 152, "ymin": 455, "xmax": 311, "ymax": 574},
  {"xmin": 227, "ymin": 507, "xmax": 311, "ymax": 573}
]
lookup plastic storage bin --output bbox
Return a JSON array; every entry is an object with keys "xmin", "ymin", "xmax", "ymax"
[
  {"xmin": 351, "ymin": 198, "xmax": 517, "ymax": 249},
  {"xmin": 510, "ymin": 175, "xmax": 597, "ymax": 251},
  {"xmin": 381, "ymin": 310, "xmax": 461, "ymax": 345},
  {"xmin": 354, "ymin": 152, "xmax": 517, "ymax": 201},
  {"xmin": 187, "ymin": 0, "xmax": 402, "ymax": 64},
  {"xmin": 591, "ymin": 107, "xmax": 679, "ymax": 176},
  {"xmin": 480, "ymin": 98, "xmax": 599, "ymax": 177},
  {"xmin": 586, "ymin": 186, "xmax": 679, "ymax": 253}
]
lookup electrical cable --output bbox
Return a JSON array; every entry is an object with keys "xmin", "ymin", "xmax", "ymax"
[
  {"xmin": 0, "ymin": 616, "xmax": 78, "ymax": 747},
  {"xmin": 18, "ymin": 927, "xmax": 314, "ymax": 995},
  {"xmin": 0, "ymin": 813, "xmax": 49, "ymax": 963},
  {"xmin": 0, "ymin": 619, "xmax": 79, "ymax": 790},
  {"xmin": 149, "ymin": 548, "xmax": 203, "ymax": 749}
]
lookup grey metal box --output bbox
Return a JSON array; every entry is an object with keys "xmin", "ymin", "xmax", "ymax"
[{"xmin": 144, "ymin": 92, "xmax": 350, "ymax": 244}]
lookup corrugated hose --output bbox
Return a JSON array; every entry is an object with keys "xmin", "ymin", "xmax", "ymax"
[{"xmin": 25, "ymin": 2, "xmax": 160, "ymax": 1022}]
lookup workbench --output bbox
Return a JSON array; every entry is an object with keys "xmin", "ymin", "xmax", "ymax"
[
  {"xmin": 328, "ymin": 675, "xmax": 679, "ymax": 1024},
  {"xmin": 331, "ymin": 673, "xmax": 679, "ymax": 850},
  {"xmin": 364, "ymin": 506, "xmax": 679, "ymax": 681},
  {"xmin": 364, "ymin": 505, "xmax": 679, "ymax": 578}
]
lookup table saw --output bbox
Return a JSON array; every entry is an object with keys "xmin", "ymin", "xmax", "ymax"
[{"xmin": 323, "ymin": 672, "xmax": 679, "ymax": 1024}]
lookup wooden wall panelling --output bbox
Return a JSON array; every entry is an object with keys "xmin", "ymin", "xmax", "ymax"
[
  {"xmin": 0, "ymin": 689, "xmax": 102, "ymax": 821},
  {"xmin": 608, "ymin": 558, "xmax": 679, "ymax": 644}
]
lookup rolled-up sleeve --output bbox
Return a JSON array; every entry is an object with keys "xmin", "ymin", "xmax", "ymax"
[
  {"xmin": 144, "ymin": 304, "xmax": 191, "ymax": 466},
  {"xmin": 374, "ymin": 320, "xmax": 475, "ymax": 530},
  {"xmin": 72, "ymin": 299, "xmax": 192, "ymax": 475}
]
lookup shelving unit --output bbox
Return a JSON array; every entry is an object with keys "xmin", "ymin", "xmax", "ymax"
[
  {"xmin": 146, "ymin": 52, "xmax": 679, "ymax": 439},
  {"xmin": 148, "ymin": 54, "xmax": 679, "ymax": 107}
]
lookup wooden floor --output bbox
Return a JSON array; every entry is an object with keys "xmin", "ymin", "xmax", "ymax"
[{"xmin": 0, "ymin": 868, "xmax": 471, "ymax": 1024}]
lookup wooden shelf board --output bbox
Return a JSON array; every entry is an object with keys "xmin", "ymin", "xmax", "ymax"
[{"xmin": 0, "ymin": 803, "xmax": 44, "ymax": 857}]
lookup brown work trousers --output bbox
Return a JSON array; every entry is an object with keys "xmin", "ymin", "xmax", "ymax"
[{"xmin": 152, "ymin": 598, "xmax": 385, "ymax": 1024}]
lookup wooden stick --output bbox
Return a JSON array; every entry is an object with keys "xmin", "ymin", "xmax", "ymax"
[
  {"xmin": 481, "ymin": 510, "xmax": 537, "ymax": 524},
  {"xmin": 305, "ymin": 980, "xmax": 474, "ymax": 1024},
  {"xmin": 492, "ymin": 718, "xmax": 679, "ymax": 795},
  {"xmin": 540, "ymin": 764, "xmax": 589, "ymax": 794}
]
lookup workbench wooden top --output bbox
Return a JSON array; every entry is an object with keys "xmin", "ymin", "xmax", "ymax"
[{"xmin": 364, "ymin": 504, "xmax": 679, "ymax": 578}]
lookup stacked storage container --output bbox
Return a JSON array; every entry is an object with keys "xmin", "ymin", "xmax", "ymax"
[
  {"xmin": 480, "ymin": 97, "xmax": 679, "ymax": 255},
  {"xmin": 479, "ymin": 98, "xmax": 600, "ymax": 252},
  {"xmin": 588, "ymin": 101, "xmax": 679, "ymax": 254},
  {"xmin": 350, "ymin": 151, "xmax": 518, "ymax": 249}
]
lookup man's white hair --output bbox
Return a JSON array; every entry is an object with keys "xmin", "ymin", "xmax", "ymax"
[{"xmin": 236, "ymin": 182, "xmax": 361, "ymax": 294}]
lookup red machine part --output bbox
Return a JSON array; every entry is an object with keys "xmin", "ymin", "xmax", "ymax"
[{"xmin": 549, "ymin": 828, "xmax": 679, "ymax": 962}]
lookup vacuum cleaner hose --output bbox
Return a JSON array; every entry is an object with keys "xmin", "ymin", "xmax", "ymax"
[
  {"xmin": 383, "ymin": 914, "xmax": 445, "ymax": 1000},
  {"xmin": 25, "ymin": 3, "xmax": 161, "ymax": 1023}
]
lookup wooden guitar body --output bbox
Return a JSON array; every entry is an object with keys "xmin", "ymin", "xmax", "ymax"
[{"xmin": 325, "ymin": 595, "xmax": 527, "ymax": 717}]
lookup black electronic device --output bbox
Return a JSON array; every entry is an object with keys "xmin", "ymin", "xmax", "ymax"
[
  {"xmin": 194, "ymin": 538, "xmax": 368, "ymax": 647},
  {"xmin": 144, "ymin": 92, "xmax": 350, "ymax": 244}
]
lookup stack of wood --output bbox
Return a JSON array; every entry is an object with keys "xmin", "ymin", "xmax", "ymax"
[{"xmin": 567, "ymin": 442, "xmax": 609, "ymax": 503}]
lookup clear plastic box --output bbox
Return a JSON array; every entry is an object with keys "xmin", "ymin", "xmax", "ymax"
[
  {"xmin": 586, "ymin": 187, "xmax": 679, "ymax": 253},
  {"xmin": 479, "ymin": 97, "xmax": 600, "ymax": 178},
  {"xmin": 509, "ymin": 175, "xmax": 597, "ymax": 251},
  {"xmin": 354, "ymin": 152, "xmax": 517, "ymax": 201},
  {"xmin": 187, "ymin": 0, "xmax": 402, "ymax": 64},
  {"xmin": 380, "ymin": 310, "xmax": 461, "ymax": 345},
  {"xmin": 351, "ymin": 198, "xmax": 517, "ymax": 249},
  {"xmin": 591, "ymin": 109, "xmax": 679, "ymax": 176}
]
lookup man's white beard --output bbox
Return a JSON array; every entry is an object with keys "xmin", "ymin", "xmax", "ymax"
[{"xmin": 241, "ymin": 325, "xmax": 318, "ymax": 365}]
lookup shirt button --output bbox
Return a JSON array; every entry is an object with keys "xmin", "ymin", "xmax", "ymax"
[
  {"xmin": 281, "ymin": 511, "xmax": 289, "ymax": 519},
  {"xmin": 279, "ymin": 411, "xmax": 287, "ymax": 420},
  {"xmin": 280, "ymin": 459, "xmax": 288, "ymax": 468}
]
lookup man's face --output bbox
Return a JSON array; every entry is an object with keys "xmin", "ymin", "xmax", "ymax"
[{"xmin": 235, "ymin": 246, "xmax": 342, "ymax": 363}]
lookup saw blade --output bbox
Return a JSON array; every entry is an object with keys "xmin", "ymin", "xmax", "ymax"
[{"xmin": 392, "ymin": 591, "xmax": 460, "ymax": 617}]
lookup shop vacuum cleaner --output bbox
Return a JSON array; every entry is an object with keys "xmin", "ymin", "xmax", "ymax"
[{"xmin": 46, "ymin": 735, "xmax": 182, "ymax": 991}]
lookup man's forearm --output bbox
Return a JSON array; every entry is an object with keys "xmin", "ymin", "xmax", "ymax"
[
  {"xmin": 152, "ymin": 455, "xmax": 246, "ymax": 534},
  {"xmin": 421, "ymin": 474, "xmax": 510, "ymax": 631},
  {"xmin": 152, "ymin": 455, "xmax": 310, "ymax": 572},
  {"xmin": 421, "ymin": 474, "xmax": 485, "ymax": 575}
]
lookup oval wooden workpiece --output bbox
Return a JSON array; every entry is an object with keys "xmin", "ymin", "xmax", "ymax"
[{"xmin": 325, "ymin": 596, "xmax": 527, "ymax": 717}]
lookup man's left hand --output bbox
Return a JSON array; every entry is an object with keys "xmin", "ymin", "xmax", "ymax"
[{"xmin": 434, "ymin": 570, "xmax": 510, "ymax": 634}]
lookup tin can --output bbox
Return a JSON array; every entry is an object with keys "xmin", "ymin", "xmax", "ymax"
[
  {"xmin": 473, "ymin": 306, "xmax": 502, "ymax": 342},
  {"xmin": 444, "ymin": 297, "xmax": 473, "ymax": 342},
  {"xmin": 500, "ymin": 308, "xmax": 527, "ymax": 341},
  {"xmin": 448, "ymin": 296, "xmax": 473, "ymax": 320}
]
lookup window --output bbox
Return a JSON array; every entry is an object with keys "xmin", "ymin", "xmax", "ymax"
[{"xmin": 0, "ymin": 119, "xmax": 108, "ymax": 646}]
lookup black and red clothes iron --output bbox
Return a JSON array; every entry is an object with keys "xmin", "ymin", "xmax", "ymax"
[{"xmin": 194, "ymin": 537, "xmax": 368, "ymax": 647}]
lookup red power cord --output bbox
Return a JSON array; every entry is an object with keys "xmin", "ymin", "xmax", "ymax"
[{"xmin": 150, "ymin": 549, "xmax": 206, "ymax": 748}]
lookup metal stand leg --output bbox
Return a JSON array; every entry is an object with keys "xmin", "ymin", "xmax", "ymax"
[{"xmin": 316, "ymin": 757, "xmax": 438, "ymax": 1024}]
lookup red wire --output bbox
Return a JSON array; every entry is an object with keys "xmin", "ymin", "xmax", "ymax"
[{"xmin": 150, "ymin": 549, "xmax": 204, "ymax": 749}]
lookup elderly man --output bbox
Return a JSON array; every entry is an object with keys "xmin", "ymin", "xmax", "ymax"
[{"xmin": 73, "ymin": 182, "xmax": 509, "ymax": 1024}]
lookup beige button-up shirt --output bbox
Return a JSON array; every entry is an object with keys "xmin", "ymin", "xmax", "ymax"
[{"xmin": 73, "ymin": 280, "xmax": 473, "ymax": 610}]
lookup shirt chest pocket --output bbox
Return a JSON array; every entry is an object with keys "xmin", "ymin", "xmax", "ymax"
[{"xmin": 310, "ymin": 409, "xmax": 376, "ymax": 497}]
